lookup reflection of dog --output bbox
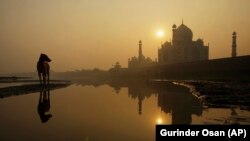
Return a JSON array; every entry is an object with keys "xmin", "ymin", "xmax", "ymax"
[
  {"xmin": 37, "ymin": 53, "xmax": 51, "ymax": 85},
  {"xmin": 37, "ymin": 88, "xmax": 52, "ymax": 123}
]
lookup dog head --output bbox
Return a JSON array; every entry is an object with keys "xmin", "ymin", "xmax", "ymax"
[{"xmin": 39, "ymin": 53, "xmax": 51, "ymax": 62}]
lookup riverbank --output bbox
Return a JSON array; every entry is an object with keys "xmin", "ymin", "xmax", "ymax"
[
  {"xmin": 173, "ymin": 80, "xmax": 250, "ymax": 110},
  {"xmin": 0, "ymin": 83, "xmax": 71, "ymax": 99}
]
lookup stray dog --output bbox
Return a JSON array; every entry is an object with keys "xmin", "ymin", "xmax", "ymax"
[{"xmin": 37, "ymin": 53, "xmax": 51, "ymax": 85}]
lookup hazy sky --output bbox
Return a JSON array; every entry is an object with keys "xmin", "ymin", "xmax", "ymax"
[{"xmin": 0, "ymin": 0, "xmax": 249, "ymax": 73}]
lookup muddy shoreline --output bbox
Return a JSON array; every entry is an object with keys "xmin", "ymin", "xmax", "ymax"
[{"xmin": 174, "ymin": 80, "xmax": 250, "ymax": 110}]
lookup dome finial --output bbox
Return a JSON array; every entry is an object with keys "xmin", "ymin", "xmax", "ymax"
[{"xmin": 182, "ymin": 19, "xmax": 184, "ymax": 24}]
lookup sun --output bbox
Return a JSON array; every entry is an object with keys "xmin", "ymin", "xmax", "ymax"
[
  {"xmin": 156, "ymin": 117, "xmax": 163, "ymax": 124},
  {"xmin": 156, "ymin": 30, "xmax": 164, "ymax": 38}
]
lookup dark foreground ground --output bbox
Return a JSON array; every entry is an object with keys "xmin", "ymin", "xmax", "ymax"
[{"xmin": 174, "ymin": 80, "xmax": 250, "ymax": 110}]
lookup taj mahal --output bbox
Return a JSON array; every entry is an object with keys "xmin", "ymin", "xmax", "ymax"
[{"xmin": 158, "ymin": 22, "xmax": 209, "ymax": 64}]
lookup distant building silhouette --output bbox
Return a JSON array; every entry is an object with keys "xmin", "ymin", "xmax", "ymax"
[
  {"xmin": 128, "ymin": 40, "xmax": 156, "ymax": 69},
  {"xmin": 232, "ymin": 32, "xmax": 237, "ymax": 57},
  {"xmin": 158, "ymin": 22, "xmax": 209, "ymax": 64},
  {"xmin": 113, "ymin": 62, "xmax": 121, "ymax": 69},
  {"xmin": 109, "ymin": 61, "xmax": 127, "ymax": 75}
]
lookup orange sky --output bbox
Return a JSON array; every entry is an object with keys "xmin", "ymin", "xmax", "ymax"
[{"xmin": 0, "ymin": 0, "xmax": 250, "ymax": 73}]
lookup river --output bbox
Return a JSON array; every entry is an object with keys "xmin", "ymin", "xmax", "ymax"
[{"xmin": 0, "ymin": 80, "xmax": 249, "ymax": 141}]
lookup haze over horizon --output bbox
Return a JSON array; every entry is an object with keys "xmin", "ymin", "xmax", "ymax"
[{"xmin": 1, "ymin": 0, "xmax": 250, "ymax": 74}]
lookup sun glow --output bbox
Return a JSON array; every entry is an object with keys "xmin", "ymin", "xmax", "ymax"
[
  {"xmin": 156, "ymin": 118, "xmax": 163, "ymax": 124},
  {"xmin": 156, "ymin": 30, "xmax": 164, "ymax": 38}
]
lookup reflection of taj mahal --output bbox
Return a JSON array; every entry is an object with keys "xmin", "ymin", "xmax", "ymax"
[{"xmin": 158, "ymin": 22, "xmax": 209, "ymax": 64}]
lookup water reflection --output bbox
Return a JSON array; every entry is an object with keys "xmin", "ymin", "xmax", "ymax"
[
  {"xmin": 37, "ymin": 87, "xmax": 52, "ymax": 123},
  {"xmin": 126, "ymin": 80, "xmax": 202, "ymax": 124},
  {"xmin": 156, "ymin": 82, "xmax": 202, "ymax": 124},
  {"xmin": 1, "ymin": 79, "xmax": 249, "ymax": 141},
  {"xmin": 126, "ymin": 81, "xmax": 156, "ymax": 115},
  {"xmin": 73, "ymin": 79, "xmax": 203, "ymax": 124}
]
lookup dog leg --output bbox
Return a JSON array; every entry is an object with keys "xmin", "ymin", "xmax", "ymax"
[
  {"xmin": 47, "ymin": 71, "xmax": 50, "ymax": 86},
  {"xmin": 38, "ymin": 73, "xmax": 42, "ymax": 85},
  {"xmin": 43, "ymin": 74, "xmax": 46, "ymax": 86}
]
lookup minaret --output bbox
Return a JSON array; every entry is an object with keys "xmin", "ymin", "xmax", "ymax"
[
  {"xmin": 172, "ymin": 24, "xmax": 177, "ymax": 46},
  {"xmin": 138, "ymin": 40, "xmax": 143, "ymax": 62},
  {"xmin": 232, "ymin": 32, "xmax": 237, "ymax": 57}
]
